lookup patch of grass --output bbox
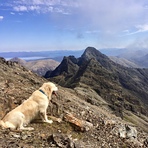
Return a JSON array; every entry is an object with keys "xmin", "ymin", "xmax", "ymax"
[{"xmin": 123, "ymin": 111, "xmax": 148, "ymax": 133}]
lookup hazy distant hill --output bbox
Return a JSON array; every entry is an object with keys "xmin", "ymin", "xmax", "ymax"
[
  {"xmin": 134, "ymin": 54, "xmax": 148, "ymax": 68},
  {"xmin": 100, "ymin": 48, "xmax": 148, "ymax": 58},
  {"xmin": 1, "ymin": 48, "xmax": 148, "ymax": 67},
  {"xmin": 10, "ymin": 57, "xmax": 59, "ymax": 76},
  {"xmin": 100, "ymin": 48, "xmax": 127, "ymax": 56},
  {"xmin": 46, "ymin": 47, "xmax": 148, "ymax": 131},
  {"xmin": 0, "ymin": 50, "xmax": 84, "ymax": 62},
  {"xmin": 100, "ymin": 48, "xmax": 148, "ymax": 68},
  {"xmin": 109, "ymin": 56, "xmax": 139, "ymax": 68}
]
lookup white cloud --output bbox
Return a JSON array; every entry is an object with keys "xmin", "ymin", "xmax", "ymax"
[
  {"xmin": 136, "ymin": 24, "xmax": 148, "ymax": 32},
  {"xmin": 11, "ymin": 0, "xmax": 77, "ymax": 14},
  {"xmin": 10, "ymin": 12, "xmax": 15, "ymax": 15},
  {"xmin": 29, "ymin": 5, "xmax": 40, "ymax": 11},
  {"xmin": 4, "ymin": 0, "xmax": 148, "ymax": 41},
  {"xmin": 122, "ymin": 24, "xmax": 148, "ymax": 36},
  {"xmin": 32, "ymin": 0, "xmax": 60, "ymax": 5},
  {"xmin": 127, "ymin": 37, "xmax": 148, "ymax": 49},
  {"xmin": 14, "ymin": 5, "xmax": 28, "ymax": 12},
  {"xmin": 13, "ymin": 5, "xmax": 43, "ymax": 13},
  {"xmin": 85, "ymin": 30, "xmax": 100, "ymax": 34},
  {"xmin": 0, "ymin": 16, "xmax": 4, "ymax": 21},
  {"xmin": 74, "ymin": 2, "xmax": 146, "ymax": 37},
  {"xmin": 32, "ymin": 0, "xmax": 44, "ymax": 5}
]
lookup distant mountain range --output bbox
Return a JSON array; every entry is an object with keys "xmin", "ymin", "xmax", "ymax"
[
  {"xmin": 112, "ymin": 53, "xmax": 148, "ymax": 68},
  {"xmin": 109, "ymin": 56, "xmax": 139, "ymax": 68},
  {"xmin": 45, "ymin": 47, "xmax": 148, "ymax": 129},
  {"xmin": 100, "ymin": 48, "xmax": 148, "ymax": 68},
  {"xmin": 1, "ymin": 47, "xmax": 148, "ymax": 67},
  {"xmin": 0, "ymin": 50, "xmax": 84, "ymax": 62}
]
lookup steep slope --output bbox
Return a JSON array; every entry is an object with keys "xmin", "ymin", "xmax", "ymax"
[
  {"xmin": 0, "ymin": 57, "xmax": 148, "ymax": 147},
  {"xmin": 47, "ymin": 47, "xmax": 148, "ymax": 124},
  {"xmin": 45, "ymin": 56, "xmax": 79, "ymax": 78},
  {"xmin": 100, "ymin": 48, "xmax": 148, "ymax": 68},
  {"xmin": 109, "ymin": 56, "xmax": 139, "ymax": 68},
  {"xmin": 10, "ymin": 57, "xmax": 59, "ymax": 76},
  {"xmin": 118, "ymin": 49, "xmax": 148, "ymax": 60},
  {"xmin": 135, "ymin": 54, "xmax": 148, "ymax": 68}
]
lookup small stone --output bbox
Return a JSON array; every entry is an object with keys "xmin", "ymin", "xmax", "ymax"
[
  {"xmin": 22, "ymin": 135, "xmax": 28, "ymax": 140},
  {"xmin": 58, "ymin": 129, "xmax": 61, "ymax": 133},
  {"xmin": 12, "ymin": 134, "xmax": 21, "ymax": 138},
  {"xmin": 40, "ymin": 134, "xmax": 46, "ymax": 140}
]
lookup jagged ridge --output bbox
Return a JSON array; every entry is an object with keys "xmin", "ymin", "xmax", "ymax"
[{"xmin": 46, "ymin": 47, "xmax": 148, "ymax": 122}]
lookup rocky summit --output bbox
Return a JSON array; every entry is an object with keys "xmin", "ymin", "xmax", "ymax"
[{"xmin": 0, "ymin": 52, "xmax": 148, "ymax": 148}]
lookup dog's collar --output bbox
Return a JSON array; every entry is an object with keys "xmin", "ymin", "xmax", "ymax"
[{"xmin": 39, "ymin": 89, "xmax": 48, "ymax": 98}]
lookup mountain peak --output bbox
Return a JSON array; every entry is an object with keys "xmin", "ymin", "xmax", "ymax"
[
  {"xmin": 84, "ymin": 46, "xmax": 98, "ymax": 53},
  {"xmin": 81, "ymin": 47, "xmax": 115, "ymax": 69},
  {"xmin": 81, "ymin": 47, "xmax": 103, "ymax": 60},
  {"xmin": 81, "ymin": 47, "xmax": 110, "ymax": 60}
]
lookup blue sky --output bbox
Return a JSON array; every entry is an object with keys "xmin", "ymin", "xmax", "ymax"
[{"xmin": 0, "ymin": 0, "xmax": 148, "ymax": 52}]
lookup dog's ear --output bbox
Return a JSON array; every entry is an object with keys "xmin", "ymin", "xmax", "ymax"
[
  {"xmin": 43, "ymin": 83, "xmax": 51, "ymax": 97},
  {"xmin": 43, "ymin": 82, "xmax": 58, "ymax": 98}
]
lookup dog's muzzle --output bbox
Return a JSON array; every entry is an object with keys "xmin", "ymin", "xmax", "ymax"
[{"xmin": 52, "ymin": 91, "xmax": 58, "ymax": 97}]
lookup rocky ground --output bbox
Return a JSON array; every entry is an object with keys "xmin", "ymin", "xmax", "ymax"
[{"xmin": 0, "ymin": 57, "xmax": 148, "ymax": 148}]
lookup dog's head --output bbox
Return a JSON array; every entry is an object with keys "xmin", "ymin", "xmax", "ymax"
[{"xmin": 41, "ymin": 82, "xmax": 58, "ymax": 98}]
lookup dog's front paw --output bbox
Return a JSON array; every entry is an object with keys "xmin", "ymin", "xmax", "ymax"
[
  {"xmin": 27, "ymin": 127, "xmax": 34, "ymax": 131},
  {"xmin": 46, "ymin": 120, "xmax": 53, "ymax": 124},
  {"xmin": 20, "ymin": 126, "xmax": 34, "ymax": 131}
]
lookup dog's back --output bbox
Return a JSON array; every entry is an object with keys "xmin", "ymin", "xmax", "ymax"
[{"xmin": 0, "ymin": 95, "xmax": 39, "ymax": 130}]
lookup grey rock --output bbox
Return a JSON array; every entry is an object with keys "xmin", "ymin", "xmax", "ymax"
[
  {"xmin": 125, "ymin": 125, "xmax": 137, "ymax": 139},
  {"xmin": 48, "ymin": 133, "xmax": 83, "ymax": 148},
  {"xmin": 118, "ymin": 124, "xmax": 137, "ymax": 140}
]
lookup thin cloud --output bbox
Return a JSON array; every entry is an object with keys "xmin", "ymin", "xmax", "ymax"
[
  {"xmin": 1, "ymin": 0, "xmax": 148, "ymax": 49},
  {"xmin": 14, "ymin": 6, "xmax": 28, "ymax": 12},
  {"xmin": 122, "ymin": 24, "xmax": 148, "ymax": 36},
  {"xmin": 77, "ymin": 0, "xmax": 147, "ymax": 35},
  {"xmin": 85, "ymin": 30, "xmax": 100, "ymax": 34},
  {"xmin": 136, "ymin": 24, "xmax": 148, "ymax": 32},
  {"xmin": 4, "ymin": 0, "xmax": 148, "ymax": 29},
  {"xmin": 127, "ymin": 37, "xmax": 148, "ymax": 49},
  {"xmin": 11, "ymin": 0, "xmax": 76, "ymax": 14},
  {"xmin": 10, "ymin": 12, "xmax": 15, "ymax": 15},
  {"xmin": 13, "ymin": 5, "xmax": 50, "ymax": 13},
  {"xmin": 29, "ymin": 5, "xmax": 40, "ymax": 11}
]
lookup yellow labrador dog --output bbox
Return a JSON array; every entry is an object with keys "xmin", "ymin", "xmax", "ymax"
[{"xmin": 0, "ymin": 82, "xmax": 58, "ymax": 131}]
